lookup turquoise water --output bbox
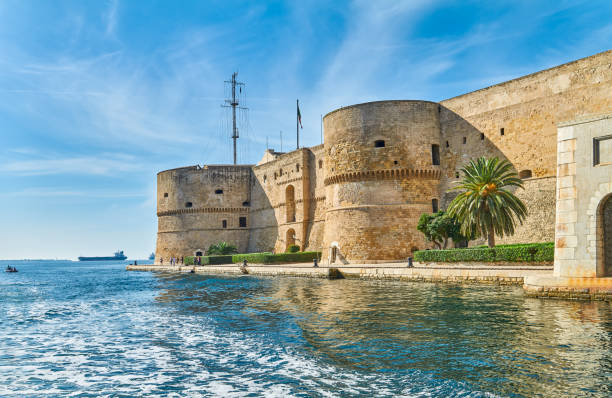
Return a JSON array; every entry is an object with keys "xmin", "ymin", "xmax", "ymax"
[{"xmin": 0, "ymin": 261, "xmax": 610, "ymax": 397}]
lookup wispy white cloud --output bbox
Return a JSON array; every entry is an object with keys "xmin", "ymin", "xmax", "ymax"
[
  {"xmin": 0, "ymin": 153, "xmax": 144, "ymax": 176},
  {"xmin": 0, "ymin": 187, "xmax": 147, "ymax": 198},
  {"xmin": 104, "ymin": 0, "xmax": 119, "ymax": 37}
]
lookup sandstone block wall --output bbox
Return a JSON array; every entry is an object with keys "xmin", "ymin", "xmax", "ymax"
[
  {"xmin": 440, "ymin": 49, "xmax": 612, "ymax": 244},
  {"xmin": 554, "ymin": 115, "xmax": 612, "ymax": 278},
  {"xmin": 155, "ymin": 165, "xmax": 253, "ymax": 262},
  {"xmin": 322, "ymin": 101, "xmax": 442, "ymax": 262}
]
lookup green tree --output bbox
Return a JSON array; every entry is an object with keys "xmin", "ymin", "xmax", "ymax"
[
  {"xmin": 207, "ymin": 242, "xmax": 238, "ymax": 255},
  {"xmin": 447, "ymin": 157, "xmax": 527, "ymax": 248},
  {"xmin": 417, "ymin": 211, "xmax": 468, "ymax": 249}
]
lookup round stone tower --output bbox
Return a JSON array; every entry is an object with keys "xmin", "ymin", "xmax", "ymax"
[
  {"xmin": 322, "ymin": 100, "xmax": 443, "ymax": 263},
  {"xmin": 155, "ymin": 165, "xmax": 253, "ymax": 263}
]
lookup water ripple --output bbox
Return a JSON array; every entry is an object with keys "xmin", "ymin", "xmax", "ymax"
[{"xmin": 0, "ymin": 261, "xmax": 610, "ymax": 397}]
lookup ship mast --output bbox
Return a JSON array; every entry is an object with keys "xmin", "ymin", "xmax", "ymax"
[{"xmin": 222, "ymin": 72, "xmax": 246, "ymax": 165}]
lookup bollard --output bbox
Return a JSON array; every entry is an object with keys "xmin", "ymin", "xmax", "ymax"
[
  {"xmin": 408, "ymin": 257, "xmax": 413, "ymax": 268},
  {"xmin": 313, "ymin": 258, "xmax": 318, "ymax": 267}
]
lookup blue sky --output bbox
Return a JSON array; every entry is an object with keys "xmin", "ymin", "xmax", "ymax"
[{"xmin": 1, "ymin": 0, "xmax": 611, "ymax": 259}]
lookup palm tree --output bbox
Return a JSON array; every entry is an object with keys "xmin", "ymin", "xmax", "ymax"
[
  {"xmin": 447, "ymin": 157, "xmax": 527, "ymax": 248},
  {"xmin": 207, "ymin": 242, "xmax": 238, "ymax": 255}
]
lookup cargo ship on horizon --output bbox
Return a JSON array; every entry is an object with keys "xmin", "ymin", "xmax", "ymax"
[{"xmin": 78, "ymin": 251, "xmax": 127, "ymax": 261}]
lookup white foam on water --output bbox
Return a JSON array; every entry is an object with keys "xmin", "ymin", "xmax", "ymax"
[{"xmin": 0, "ymin": 273, "xmax": 515, "ymax": 398}]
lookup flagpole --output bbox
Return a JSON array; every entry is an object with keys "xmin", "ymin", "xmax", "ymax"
[{"xmin": 296, "ymin": 99, "xmax": 300, "ymax": 149}]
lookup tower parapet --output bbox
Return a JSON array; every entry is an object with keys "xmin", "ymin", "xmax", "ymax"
[{"xmin": 155, "ymin": 165, "xmax": 253, "ymax": 261}]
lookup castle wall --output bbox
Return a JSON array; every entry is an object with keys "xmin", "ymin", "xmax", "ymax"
[
  {"xmin": 304, "ymin": 144, "xmax": 327, "ymax": 252},
  {"xmin": 155, "ymin": 50, "xmax": 612, "ymax": 263},
  {"xmin": 554, "ymin": 115, "xmax": 612, "ymax": 278},
  {"xmin": 440, "ymin": 49, "xmax": 612, "ymax": 244},
  {"xmin": 251, "ymin": 150, "xmax": 310, "ymax": 253},
  {"xmin": 322, "ymin": 101, "xmax": 442, "ymax": 262},
  {"xmin": 155, "ymin": 165, "xmax": 252, "ymax": 262}
]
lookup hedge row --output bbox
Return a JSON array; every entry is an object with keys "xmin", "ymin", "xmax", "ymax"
[
  {"xmin": 184, "ymin": 255, "xmax": 233, "ymax": 265},
  {"xmin": 414, "ymin": 242, "xmax": 554, "ymax": 263},
  {"xmin": 259, "ymin": 251, "xmax": 321, "ymax": 264},
  {"xmin": 184, "ymin": 251, "xmax": 322, "ymax": 266}
]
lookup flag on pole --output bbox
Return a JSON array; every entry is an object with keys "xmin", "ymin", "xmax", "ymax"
[{"xmin": 297, "ymin": 102, "xmax": 303, "ymax": 129}]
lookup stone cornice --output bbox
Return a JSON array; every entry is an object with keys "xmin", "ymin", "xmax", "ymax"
[
  {"xmin": 157, "ymin": 207, "xmax": 249, "ymax": 217},
  {"xmin": 324, "ymin": 168, "xmax": 441, "ymax": 186},
  {"xmin": 276, "ymin": 176, "xmax": 304, "ymax": 185}
]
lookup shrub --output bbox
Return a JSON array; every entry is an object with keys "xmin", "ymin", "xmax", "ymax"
[
  {"xmin": 185, "ymin": 255, "xmax": 234, "ymax": 265},
  {"xmin": 202, "ymin": 255, "xmax": 234, "ymax": 265},
  {"xmin": 261, "ymin": 251, "xmax": 321, "ymax": 264},
  {"xmin": 413, "ymin": 242, "xmax": 553, "ymax": 263},
  {"xmin": 186, "ymin": 251, "xmax": 323, "ymax": 266},
  {"xmin": 417, "ymin": 211, "xmax": 468, "ymax": 249},
  {"xmin": 232, "ymin": 252, "xmax": 272, "ymax": 264},
  {"xmin": 286, "ymin": 245, "xmax": 300, "ymax": 253},
  {"xmin": 207, "ymin": 242, "xmax": 238, "ymax": 255},
  {"xmin": 233, "ymin": 251, "xmax": 321, "ymax": 264}
]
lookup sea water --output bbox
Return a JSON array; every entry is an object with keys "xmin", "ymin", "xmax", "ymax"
[{"xmin": 0, "ymin": 260, "xmax": 610, "ymax": 397}]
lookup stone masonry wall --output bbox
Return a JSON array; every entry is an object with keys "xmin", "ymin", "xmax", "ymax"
[
  {"xmin": 322, "ymin": 101, "xmax": 442, "ymax": 262},
  {"xmin": 554, "ymin": 115, "xmax": 612, "ymax": 278},
  {"xmin": 440, "ymin": 49, "xmax": 612, "ymax": 244},
  {"xmin": 155, "ymin": 165, "xmax": 252, "ymax": 262}
]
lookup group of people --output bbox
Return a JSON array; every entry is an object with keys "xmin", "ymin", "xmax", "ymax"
[
  {"xmin": 194, "ymin": 256, "xmax": 202, "ymax": 265},
  {"xmin": 158, "ymin": 256, "xmax": 184, "ymax": 266},
  {"xmin": 5, "ymin": 265, "xmax": 17, "ymax": 272}
]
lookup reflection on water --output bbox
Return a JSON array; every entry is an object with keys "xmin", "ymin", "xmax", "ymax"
[{"xmin": 0, "ymin": 261, "xmax": 610, "ymax": 397}]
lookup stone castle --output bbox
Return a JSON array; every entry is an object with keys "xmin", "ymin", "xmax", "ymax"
[{"xmin": 155, "ymin": 49, "xmax": 612, "ymax": 268}]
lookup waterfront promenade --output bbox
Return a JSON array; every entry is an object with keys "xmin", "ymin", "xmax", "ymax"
[
  {"xmin": 127, "ymin": 262, "xmax": 552, "ymax": 285},
  {"xmin": 128, "ymin": 262, "xmax": 612, "ymax": 301}
]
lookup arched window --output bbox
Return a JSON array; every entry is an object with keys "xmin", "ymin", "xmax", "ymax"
[
  {"xmin": 286, "ymin": 228, "xmax": 296, "ymax": 251},
  {"xmin": 318, "ymin": 160, "xmax": 323, "ymax": 169},
  {"xmin": 296, "ymin": 164, "xmax": 300, "ymax": 172},
  {"xmin": 432, "ymin": 198, "xmax": 439, "ymax": 213},
  {"xmin": 286, "ymin": 185, "xmax": 295, "ymax": 222},
  {"xmin": 374, "ymin": 140, "xmax": 385, "ymax": 148},
  {"xmin": 222, "ymin": 220, "xmax": 227, "ymax": 228}
]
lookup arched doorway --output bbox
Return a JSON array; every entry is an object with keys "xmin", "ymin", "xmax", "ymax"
[
  {"xmin": 599, "ymin": 195, "xmax": 612, "ymax": 276},
  {"xmin": 329, "ymin": 241, "xmax": 339, "ymax": 264},
  {"xmin": 286, "ymin": 185, "xmax": 295, "ymax": 222},
  {"xmin": 286, "ymin": 228, "xmax": 296, "ymax": 251}
]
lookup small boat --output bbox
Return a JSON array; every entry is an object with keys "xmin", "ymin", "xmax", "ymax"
[{"xmin": 5, "ymin": 266, "xmax": 18, "ymax": 273}]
